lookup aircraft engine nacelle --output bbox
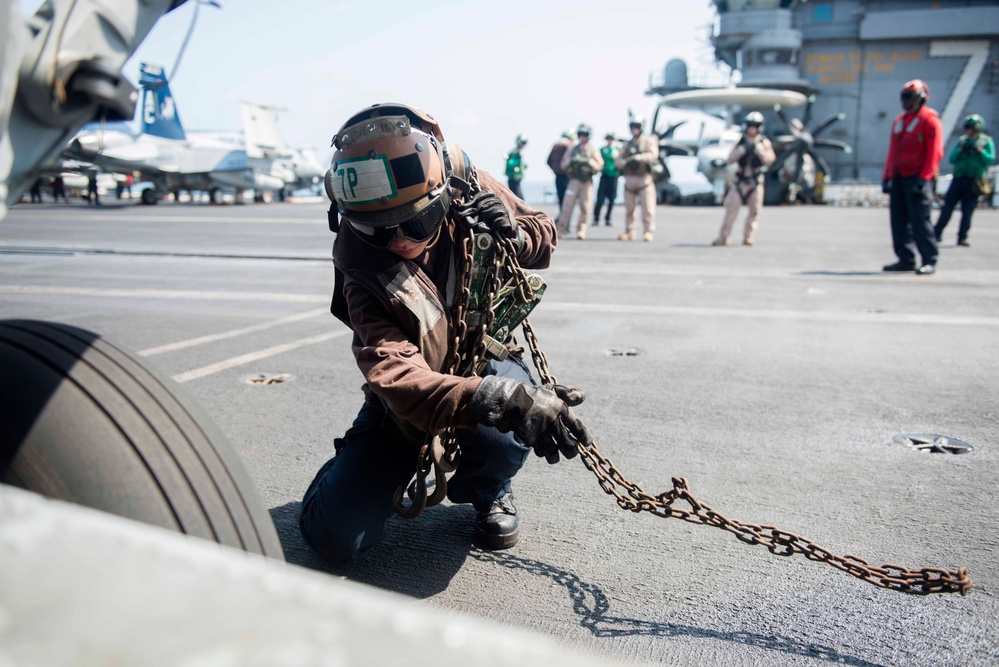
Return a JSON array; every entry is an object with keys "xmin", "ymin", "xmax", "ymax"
[
  {"xmin": 209, "ymin": 170, "xmax": 285, "ymax": 192},
  {"xmin": 252, "ymin": 173, "xmax": 285, "ymax": 192},
  {"xmin": 270, "ymin": 164, "xmax": 296, "ymax": 185}
]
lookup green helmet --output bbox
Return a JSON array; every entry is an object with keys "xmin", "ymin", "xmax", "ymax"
[
  {"xmin": 515, "ymin": 134, "xmax": 528, "ymax": 145},
  {"xmin": 963, "ymin": 114, "xmax": 984, "ymax": 131}
]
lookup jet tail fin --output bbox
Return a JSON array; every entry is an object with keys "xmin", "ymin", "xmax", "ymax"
[
  {"xmin": 241, "ymin": 101, "xmax": 288, "ymax": 158},
  {"xmin": 139, "ymin": 63, "xmax": 186, "ymax": 140}
]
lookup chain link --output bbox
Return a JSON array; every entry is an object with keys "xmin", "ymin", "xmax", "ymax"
[
  {"xmin": 393, "ymin": 174, "xmax": 506, "ymax": 517},
  {"xmin": 390, "ymin": 179, "xmax": 973, "ymax": 596}
]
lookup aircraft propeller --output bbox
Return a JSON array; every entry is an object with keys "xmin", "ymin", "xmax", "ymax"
[{"xmin": 768, "ymin": 95, "xmax": 852, "ymax": 204}]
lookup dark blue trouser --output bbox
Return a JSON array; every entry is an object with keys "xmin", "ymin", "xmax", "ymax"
[
  {"xmin": 299, "ymin": 356, "xmax": 533, "ymax": 562},
  {"xmin": 889, "ymin": 175, "xmax": 938, "ymax": 266},
  {"xmin": 593, "ymin": 174, "xmax": 619, "ymax": 222},
  {"xmin": 508, "ymin": 178, "xmax": 524, "ymax": 200},
  {"xmin": 934, "ymin": 176, "xmax": 979, "ymax": 243},
  {"xmin": 555, "ymin": 174, "xmax": 569, "ymax": 210}
]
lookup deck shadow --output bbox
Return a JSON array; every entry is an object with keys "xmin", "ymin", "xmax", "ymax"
[
  {"xmin": 270, "ymin": 500, "xmax": 472, "ymax": 599},
  {"xmin": 472, "ymin": 550, "xmax": 886, "ymax": 667}
]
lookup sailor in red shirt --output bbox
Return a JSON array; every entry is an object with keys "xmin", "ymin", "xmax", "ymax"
[{"xmin": 882, "ymin": 79, "xmax": 943, "ymax": 275}]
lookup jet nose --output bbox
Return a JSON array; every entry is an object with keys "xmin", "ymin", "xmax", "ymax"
[
  {"xmin": 64, "ymin": 138, "xmax": 83, "ymax": 157},
  {"xmin": 66, "ymin": 137, "xmax": 98, "ymax": 160}
]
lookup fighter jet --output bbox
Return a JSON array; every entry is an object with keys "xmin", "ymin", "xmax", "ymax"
[{"xmin": 65, "ymin": 63, "xmax": 287, "ymax": 204}]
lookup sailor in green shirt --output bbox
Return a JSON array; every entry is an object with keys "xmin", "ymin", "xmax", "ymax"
[
  {"xmin": 504, "ymin": 134, "xmax": 528, "ymax": 200},
  {"xmin": 934, "ymin": 114, "xmax": 995, "ymax": 246},
  {"xmin": 593, "ymin": 132, "xmax": 620, "ymax": 226}
]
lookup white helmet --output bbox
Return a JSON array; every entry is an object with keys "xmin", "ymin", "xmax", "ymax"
[{"xmin": 743, "ymin": 111, "xmax": 765, "ymax": 128}]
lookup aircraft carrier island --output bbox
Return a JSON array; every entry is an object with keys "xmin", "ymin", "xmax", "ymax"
[{"xmin": 649, "ymin": 0, "xmax": 999, "ymax": 200}]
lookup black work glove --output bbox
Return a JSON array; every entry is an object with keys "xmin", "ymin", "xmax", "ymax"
[
  {"xmin": 469, "ymin": 375, "xmax": 593, "ymax": 464},
  {"xmin": 913, "ymin": 179, "xmax": 926, "ymax": 194},
  {"xmin": 881, "ymin": 179, "xmax": 891, "ymax": 194},
  {"xmin": 466, "ymin": 190, "xmax": 523, "ymax": 246}
]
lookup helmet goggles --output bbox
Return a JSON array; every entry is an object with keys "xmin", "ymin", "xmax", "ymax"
[{"xmin": 340, "ymin": 188, "xmax": 449, "ymax": 249}]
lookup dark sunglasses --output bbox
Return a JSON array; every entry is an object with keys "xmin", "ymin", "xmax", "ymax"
[
  {"xmin": 342, "ymin": 193, "xmax": 449, "ymax": 249},
  {"xmin": 900, "ymin": 91, "xmax": 918, "ymax": 100}
]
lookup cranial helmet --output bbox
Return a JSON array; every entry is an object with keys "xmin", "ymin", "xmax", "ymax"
[
  {"xmin": 963, "ymin": 113, "xmax": 984, "ymax": 131},
  {"xmin": 629, "ymin": 115, "xmax": 645, "ymax": 129},
  {"xmin": 743, "ymin": 111, "xmax": 765, "ymax": 128},
  {"xmin": 900, "ymin": 80, "xmax": 929, "ymax": 104},
  {"xmin": 516, "ymin": 134, "xmax": 528, "ymax": 145},
  {"xmin": 325, "ymin": 103, "xmax": 467, "ymax": 249},
  {"xmin": 576, "ymin": 123, "xmax": 592, "ymax": 136},
  {"xmin": 605, "ymin": 131, "xmax": 616, "ymax": 140}
]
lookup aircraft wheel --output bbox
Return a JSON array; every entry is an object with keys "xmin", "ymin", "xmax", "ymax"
[
  {"xmin": 0, "ymin": 320, "xmax": 284, "ymax": 560},
  {"xmin": 209, "ymin": 188, "xmax": 224, "ymax": 205},
  {"xmin": 140, "ymin": 188, "xmax": 158, "ymax": 205},
  {"xmin": 258, "ymin": 190, "xmax": 274, "ymax": 204}
]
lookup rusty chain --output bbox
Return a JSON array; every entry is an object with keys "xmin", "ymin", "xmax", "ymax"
[
  {"xmin": 392, "ymin": 175, "xmax": 503, "ymax": 518},
  {"xmin": 390, "ymin": 175, "xmax": 973, "ymax": 596}
]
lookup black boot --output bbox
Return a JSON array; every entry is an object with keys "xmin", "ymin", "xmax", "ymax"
[
  {"xmin": 883, "ymin": 260, "xmax": 916, "ymax": 272},
  {"xmin": 474, "ymin": 492, "xmax": 519, "ymax": 549}
]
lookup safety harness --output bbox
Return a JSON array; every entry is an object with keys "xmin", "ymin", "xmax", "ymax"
[{"xmin": 730, "ymin": 140, "xmax": 765, "ymax": 205}]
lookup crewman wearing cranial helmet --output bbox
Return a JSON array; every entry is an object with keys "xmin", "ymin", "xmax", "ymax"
[
  {"xmin": 711, "ymin": 111, "xmax": 775, "ymax": 247},
  {"xmin": 934, "ymin": 113, "xmax": 995, "ymax": 247},
  {"xmin": 504, "ymin": 134, "xmax": 528, "ymax": 200},
  {"xmin": 881, "ymin": 79, "xmax": 943, "ymax": 275},
  {"xmin": 557, "ymin": 123, "xmax": 604, "ymax": 239},
  {"xmin": 616, "ymin": 115, "xmax": 660, "ymax": 242},
  {"xmin": 300, "ymin": 103, "xmax": 592, "ymax": 563}
]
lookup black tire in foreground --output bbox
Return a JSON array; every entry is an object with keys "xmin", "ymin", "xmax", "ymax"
[{"xmin": 0, "ymin": 319, "xmax": 284, "ymax": 560}]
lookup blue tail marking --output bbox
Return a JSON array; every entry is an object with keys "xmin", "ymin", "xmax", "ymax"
[{"xmin": 139, "ymin": 63, "xmax": 186, "ymax": 141}]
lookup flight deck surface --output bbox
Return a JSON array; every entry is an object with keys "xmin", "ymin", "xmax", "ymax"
[{"xmin": 2, "ymin": 198, "xmax": 997, "ymax": 666}]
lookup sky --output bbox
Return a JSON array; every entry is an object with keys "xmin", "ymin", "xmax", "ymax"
[{"xmin": 24, "ymin": 0, "xmax": 730, "ymax": 183}]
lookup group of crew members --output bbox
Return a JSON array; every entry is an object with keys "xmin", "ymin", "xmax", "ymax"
[
  {"xmin": 502, "ymin": 85, "xmax": 992, "ymax": 266},
  {"xmin": 507, "ymin": 117, "xmax": 660, "ymax": 243}
]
